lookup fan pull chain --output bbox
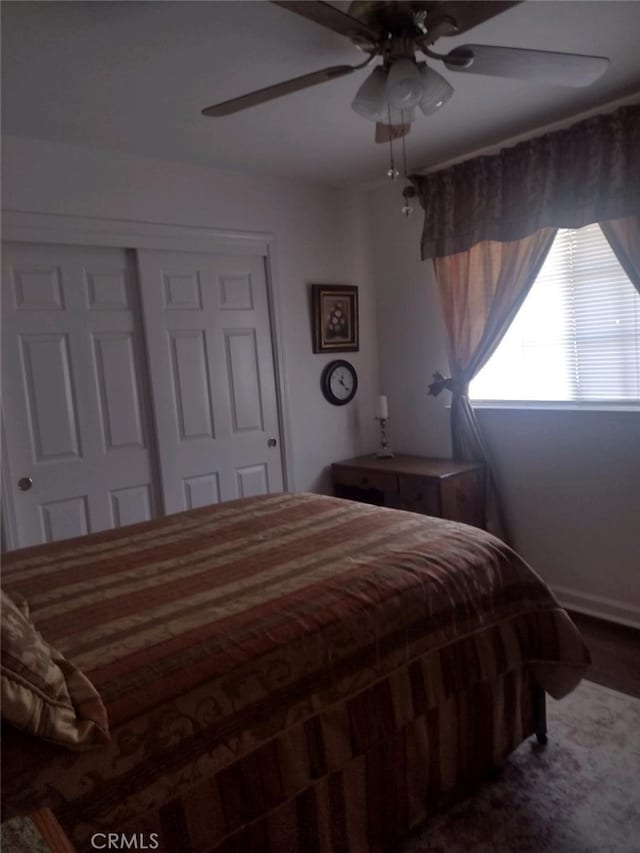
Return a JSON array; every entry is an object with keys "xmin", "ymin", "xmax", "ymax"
[
  {"xmin": 400, "ymin": 110, "xmax": 414, "ymax": 217},
  {"xmin": 386, "ymin": 101, "xmax": 399, "ymax": 180},
  {"xmin": 400, "ymin": 115, "xmax": 409, "ymax": 178}
]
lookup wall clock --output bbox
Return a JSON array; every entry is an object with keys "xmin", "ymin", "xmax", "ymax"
[{"xmin": 321, "ymin": 360, "xmax": 358, "ymax": 406}]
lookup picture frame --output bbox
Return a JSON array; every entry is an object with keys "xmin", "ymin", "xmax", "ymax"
[{"xmin": 311, "ymin": 284, "xmax": 359, "ymax": 353}]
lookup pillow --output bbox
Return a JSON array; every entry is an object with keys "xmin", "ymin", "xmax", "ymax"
[{"xmin": 1, "ymin": 589, "xmax": 109, "ymax": 750}]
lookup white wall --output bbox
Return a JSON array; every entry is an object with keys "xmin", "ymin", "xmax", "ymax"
[
  {"xmin": 1, "ymin": 136, "xmax": 380, "ymax": 494},
  {"xmin": 366, "ymin": 181, "xmax": 640, "ymax": 627}
]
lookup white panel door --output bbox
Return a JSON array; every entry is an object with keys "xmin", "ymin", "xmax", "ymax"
[
  {"xmin": 2, "ymin": 243, "xmax": 159, "ymax": 547},
  {"xmin": 136, "ymin": 250, "xmax": 284, "ymax": 512}
]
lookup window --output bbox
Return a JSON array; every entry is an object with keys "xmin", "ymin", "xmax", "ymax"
[{"xmin": 470, "ymin": 223, "xmax": 640, "ymax": 405}]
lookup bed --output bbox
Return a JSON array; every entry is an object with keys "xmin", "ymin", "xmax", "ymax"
[{"xmin": 1, "ymin": 492, "xmax": 590, "ymax": 852}]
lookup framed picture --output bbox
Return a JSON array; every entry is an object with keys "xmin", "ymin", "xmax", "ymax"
[{"xmin": 311, "ymin": 284, "xmax": 359, "ymax": 353}]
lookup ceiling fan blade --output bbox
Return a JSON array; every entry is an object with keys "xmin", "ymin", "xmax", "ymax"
[
  {"xmin": 272, "ymin": 1, "xmax": 378, "ymax": 44},
  {"xmin": 443, "ymin": 45, "xmax": 609, "ymax": 87},
  {"xmin": 375, "ymin": 122, "xmax": 411, "ymax": 144},
  {"xmin": 433, "ymin": 2, "xmax": 521, "ymax": 36},
  {"xmin": 202, "ymin": 65, "xmax": 356, "ymax": 116}
]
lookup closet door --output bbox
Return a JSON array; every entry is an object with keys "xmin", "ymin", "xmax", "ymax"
[
  {"xmin": 1, "ymin": 243, "xmax": 159, "ymax": 548},
  {"xmin": 137, "ymin": 250, "xmax": 284, "ymax": 513}
]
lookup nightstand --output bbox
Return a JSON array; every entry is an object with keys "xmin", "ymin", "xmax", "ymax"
[{"xmin": 331, "ymin": 454, "xmax": 486, "ymax": 528}]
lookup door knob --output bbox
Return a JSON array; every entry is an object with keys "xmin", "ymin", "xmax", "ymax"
[
  {"xmin": 267, "ymin": 437, "xmax": 277, "ymax": 448},
  {"xmin": 18, "ymin": 477, "xmax": 33, "ymax": 491}
]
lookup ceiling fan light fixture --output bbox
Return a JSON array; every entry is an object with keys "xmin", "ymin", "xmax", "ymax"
[
  {"xmin": 386, "ymin": 58, "xmax": 424, "ymax": 110},
  {"xmin": 351, "ymin": 66, "xmax": 388, "ymax": 121},
  {"xmin": 417, "ymin": 64, "xmax": 454, "ymax": 116}
]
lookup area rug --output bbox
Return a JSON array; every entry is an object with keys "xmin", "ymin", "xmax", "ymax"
[{"xmin": 404, "ymin": 680, "xmax": 640, "ymax": 853}]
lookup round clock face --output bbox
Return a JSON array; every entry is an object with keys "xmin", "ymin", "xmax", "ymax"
[{"xmin": 321, "ymin": 360, "xmax": 358, "ymax": 406}]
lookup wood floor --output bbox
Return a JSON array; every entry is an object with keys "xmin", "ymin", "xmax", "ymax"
[{"xmin": 568, "ymin": 610, "xmax": 640, "ymax": 699}]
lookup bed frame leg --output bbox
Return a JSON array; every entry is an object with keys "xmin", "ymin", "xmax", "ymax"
[{"xmin": 534, "ymin": 684, "xmax": 548, "ymax": 745}]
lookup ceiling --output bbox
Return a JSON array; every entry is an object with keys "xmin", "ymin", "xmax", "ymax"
[{"xmin": 2, "ymin": 1, "xmax": 640, "ymax": 186}]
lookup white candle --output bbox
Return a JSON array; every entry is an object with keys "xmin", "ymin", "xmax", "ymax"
[{"xmin": 375, "ymin": 395, "xmax": 388, "ymax": 420}]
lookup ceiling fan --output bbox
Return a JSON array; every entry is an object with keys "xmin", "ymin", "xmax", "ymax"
[{"xmin": 202, "ymin": 1, "xmax": 609, "ymax": 143}]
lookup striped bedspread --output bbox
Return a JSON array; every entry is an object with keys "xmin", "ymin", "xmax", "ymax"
[{"xmin": 1, "ymin": 492, "xmax": 589, "ymax": 851}]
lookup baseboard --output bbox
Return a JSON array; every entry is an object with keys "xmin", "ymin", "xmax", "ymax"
[{"xmin": 553, "ymin": 585, "xmax": 640, "ymax": 630}]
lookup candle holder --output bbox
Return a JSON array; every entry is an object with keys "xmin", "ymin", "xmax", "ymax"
[{"xmin": 375, "ymin": 417, "xmax": 394, "ymax": 458}]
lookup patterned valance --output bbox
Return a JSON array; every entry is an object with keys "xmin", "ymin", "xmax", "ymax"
[{"xmin": 411, "ymin": 104, "xmax": 640, "ymax": 259}]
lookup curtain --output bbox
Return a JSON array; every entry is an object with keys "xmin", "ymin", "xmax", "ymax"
[
  {"xmin": 412, "ymin": 107, "xmax": 639, "ymax": 537},
  {"xmin": 411, "ymin": 104, "xmax": 640, "ymax": 260},
  {"xmin": 600, "ymin": 215, "xmax": 640, "ymax": 296},
  {"xmin": 430, "ymin": 229, "xmax": 557, "ymax": 537}
]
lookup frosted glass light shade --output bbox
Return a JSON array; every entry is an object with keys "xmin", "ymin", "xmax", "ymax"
[
  {"xmin": 387, "ymin": 58, "xmax": 424, "ymax": 110},
  {"xmin": 351, "ymin": 66, "xmax": 388, "ymax": 121},
  {"xmin": 418, "ymin": 64, "xmax": 454, "ymax": 115}
]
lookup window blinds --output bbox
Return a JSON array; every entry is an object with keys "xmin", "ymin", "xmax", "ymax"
[{"xmin": 470, "ymin": 223, "xmax": 640, "ymax": 403}]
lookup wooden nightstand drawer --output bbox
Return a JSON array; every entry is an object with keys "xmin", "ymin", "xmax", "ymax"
[
  {"xmin": 331, "ymin": 464, "xmax": 397, "ymax": 508},
  {"xmin": 332, "ymin": 465, "xmax": 395, "ymax": 495},
  {"xmin": 441, "ymin": 472, "xmax": 484, "ymax": 528},
  {"xmin": 397, "ymin": 475, "xmax": 440, "ymax": 515}
]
